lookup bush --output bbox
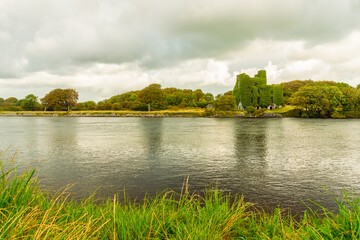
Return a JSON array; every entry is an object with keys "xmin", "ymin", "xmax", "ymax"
[
  {"xmin": 132, "ymin": 103, "xmax": 148, "ymax": 111},
  {"xmin": 253, "ymin": 108, "xmax": 267, "ymax": 117},
  {"xmin": 201, "ymin": 109, "xmax": 215, "ymax": 117},
  {"xmin": 284, "ymin": 109, "xmax": 303, "ymax": 117},
  {"xmin": 344, "ymin": 111, "xmax": 360, "ymax": 118},
  {"xmin": 245, "ymin": 106, "xmax": 255, "ymax": 114},
  {"xmin": 331, "ymin": 112, "xmax": 346, "ymax": 119}
]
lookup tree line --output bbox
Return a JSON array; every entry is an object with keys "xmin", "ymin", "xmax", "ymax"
[
  {"xmin": 0, "ymin": 85, "xmax": 217, "ymax": 112},
  {"xmin": 1, "ymin": 81, "xmax": 360, "ymax": 118},
  {"xmin": 284, "ymin": 81, "xmax": 360, "ymax": 118}
]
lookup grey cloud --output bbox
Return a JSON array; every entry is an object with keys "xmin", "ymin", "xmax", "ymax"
[
  {"xmin": 2, "ymin": 0, "xmax": 360, "ymax": 76},
  {"xmin": 1, "ymin": 0, "xmax": 360, "ymax": 101}
]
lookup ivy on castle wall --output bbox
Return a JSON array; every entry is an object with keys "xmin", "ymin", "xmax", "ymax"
[
  {"xmin": 255, "ymin": 70, "xmax": 266, "ymax": 79},
  {"xmin": 233, "ymin": 75, "xmax": 241, "ymax": 106},
  {"xmin": 239, "ymin": 74, "xmax": 253, "ymax": 108},
  {"xmin": 252, "ymin": 86, "xmax": 259, "ymax": 106},
  {"xmin": 232, "ymin": 70, "xmax": 284, "ymax": 109},
  {"xmin": 259, "ymin": 85, "xmax": 272, "ymax": 107}
]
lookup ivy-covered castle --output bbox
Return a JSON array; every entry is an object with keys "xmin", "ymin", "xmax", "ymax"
[{"xmin": 233, "ymin": 70, "xmax": 284, "ymax": 110}]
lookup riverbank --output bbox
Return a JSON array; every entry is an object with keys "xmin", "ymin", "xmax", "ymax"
[
  {"xmin": 0, "ymin": 108, "xmax": 285, "ymax": 118},
  {"xmin": 1, "ymin": 151, "xmax": 359, "ymax": 239}
]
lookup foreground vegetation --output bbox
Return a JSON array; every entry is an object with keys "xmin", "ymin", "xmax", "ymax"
[{"xmin": 1, "ymin": 151, "xmax": 360, "ymax": 239}]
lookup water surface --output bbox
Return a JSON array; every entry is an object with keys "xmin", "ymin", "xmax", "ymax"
[{"xmin": 1, "ymin": 117, "xmax": 359, "ymax": 213}]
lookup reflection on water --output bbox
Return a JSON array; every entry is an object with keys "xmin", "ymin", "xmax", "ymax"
[{"xmin": 1, "ymin": 117, "xmax": 360, "ymax": 214}]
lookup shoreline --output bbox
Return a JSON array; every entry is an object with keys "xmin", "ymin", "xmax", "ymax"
[
  {"xmin": 2, "ymin": 109, "xmax": 358, "ymax": 118},
  {"xmin": 0, "ymin": 110, "xmax": 284, "ymax": 118}
]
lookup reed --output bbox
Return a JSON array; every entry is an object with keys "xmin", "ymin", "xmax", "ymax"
[{"xmin": 1, "ymin": 150, "xmax": 359, "ymax": 239}]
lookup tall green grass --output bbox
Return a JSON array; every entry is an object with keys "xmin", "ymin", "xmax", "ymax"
[{"xmin": 1, "ymin": 150, "xmax": 360, "ymax": 239}]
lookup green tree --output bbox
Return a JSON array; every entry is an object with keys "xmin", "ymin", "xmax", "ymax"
[
  {"xmin": 138, "ymin": 84, "xmax": 164, "ymax": 111},
  {"xmin": 326, "ymin": 86, "xmax": 344, "ymax": 113},
  {"xmin": 79, "ymin": 101, "xmax": 96, "ymax": 110},
  {"xmin": 21, "ymin": 94, "xmax": 41, "ymax": 111},
  {"xmin": 215, "ymin": 94, "xmax": 236, "ymax": 111},
  {"xmin": 129, "ymin": 94, "xmax": 138, "ymax": 102},
  {"xmin": 193, "ymin": 89, "xmax": 204, "ymax": 101},
  {"xmin": 290, "ymin": 85, "xmax": 330, "ymax": 117},
  {"xmin": 203, "ymin": 93, "xmax": 214, "ymax": 102}
]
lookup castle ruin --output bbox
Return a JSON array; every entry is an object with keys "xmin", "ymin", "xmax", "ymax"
[{"xmin": 233, "ymin": 70, "xmax": 284, "ymax": 110}]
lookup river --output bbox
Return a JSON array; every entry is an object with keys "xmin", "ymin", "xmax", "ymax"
[{"xmin": 1, "ymin": 117, "xmax": 359, "ymax": 214}]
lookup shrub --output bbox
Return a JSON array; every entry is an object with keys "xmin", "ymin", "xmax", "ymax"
[
  {"xmin": 245, "ymin": 106, "xmax": 255, "ymax": 114},
  {"xmin": 331, "ymin": 112, "xmax": 346, "ymax": 119},
  {"xmin": 253, "ymin": 108, "xmax": 267, "ymax": 117},
  {"xmin": 201, "ymin": 109, "xmax": 215, "ymax": 117}
]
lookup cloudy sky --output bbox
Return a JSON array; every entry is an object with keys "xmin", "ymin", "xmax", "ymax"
[{"xmin": 1, "ymin": 0, "xmax": 360, "ymax": 101}]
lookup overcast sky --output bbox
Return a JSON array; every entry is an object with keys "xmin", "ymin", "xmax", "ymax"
[{"xmin": 1, "ymin": 0, "xmax": 360, "ymax": 101}]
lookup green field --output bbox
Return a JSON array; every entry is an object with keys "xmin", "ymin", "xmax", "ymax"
[{"xmin": 1, "ymin": 150, "xmax": 360, "ymax": 239}]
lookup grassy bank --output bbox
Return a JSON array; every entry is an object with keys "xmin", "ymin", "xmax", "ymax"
[{"xmin": 1, "ymin": 151, "xmax": 360, "ymax": 239}]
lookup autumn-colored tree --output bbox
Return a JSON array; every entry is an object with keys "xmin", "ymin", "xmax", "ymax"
[
  {"xmin": 64, "ymin": 89, "xmax": 79, "ymax": 111},
  {"xmin": 41, "ymin": 88, "xmax": 79, "ymax": 111},
  {"xmin": 2, "ymin": 97, "xmax": 18, "ymax": 107},
  {"xmin": 138, "ymin": 84, "xmax": 164, "ymax": 111}
]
